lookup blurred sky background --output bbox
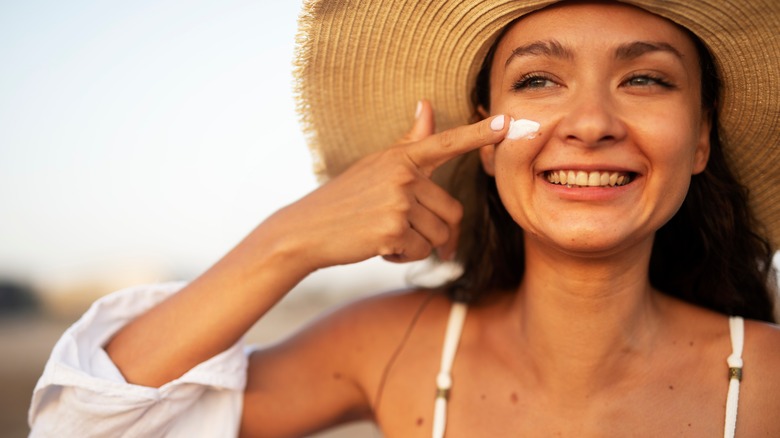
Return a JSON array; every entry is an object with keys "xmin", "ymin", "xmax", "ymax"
[{"xmin": 0, "ymin": 0, "xmax": 415, "ymax": 303}]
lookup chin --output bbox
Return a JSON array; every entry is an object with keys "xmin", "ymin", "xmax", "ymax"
[{"xmin": 527, "ymin": 226, "xmax": 653, "ymax": 259}]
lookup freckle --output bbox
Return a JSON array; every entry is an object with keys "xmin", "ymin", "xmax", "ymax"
[
  {"xmin": 416, "ymin": 417, "xmax": 424, "ymax": 426},
  {"xmin": 668, "ymin": 385, "xmax": 674, "ymax": 390},
  {"xmin": 689, "ymin": 341, "xmax": 694, "ymax": 347},
  {"xmin": 333, "ymin": 372, "xmax": 342, "ymax": 380},
  {"xmin": 510, "ymin": 392, "xmax": 518, "ymax": 404},
  {"xmin": 688, "ymin": 423, "xmax": 692, "ymax": 427},
  {"xmin": 481, "ymin": 394, "xmax": 486, "ymax": 400}
]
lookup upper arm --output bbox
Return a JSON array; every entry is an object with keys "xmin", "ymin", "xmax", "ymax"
[{"xmin": 239, "ymin": 289, "xmax": 437, "ymax": 437}]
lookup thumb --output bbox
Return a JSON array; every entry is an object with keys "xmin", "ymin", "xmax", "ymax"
[{"xmin": 400, "ymin": 99, "xmax": 435, "ymax": 144}]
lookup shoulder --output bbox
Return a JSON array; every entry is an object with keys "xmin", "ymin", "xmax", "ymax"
[
  {"xmin": 306, "ymin": 287, "xmax": 454, "ymax": 353},
  {"xmin": 262, "ymin": 287, "xmax": 454, "ymax": 378},
  {"xmin": 241, "ymin": 288, "xmax": 455, "ymax": 435},
  {"xmin": 739, "ymin": 318, "xmax": 780, "ymax": 434},
  {"xmin": 661, "ymin": 299, "xmax": 780, "ymax": 432}
]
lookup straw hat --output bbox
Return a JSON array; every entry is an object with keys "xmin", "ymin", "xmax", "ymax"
[{"xmin": 293, "ymin": 0, "xmax": 780, "ymax": 247}]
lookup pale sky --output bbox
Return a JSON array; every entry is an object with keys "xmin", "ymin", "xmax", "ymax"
[{"xmin": 0, "ymin": 0, "xmax": 416, "ymax": 294}]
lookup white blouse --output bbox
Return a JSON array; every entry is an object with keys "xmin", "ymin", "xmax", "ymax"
[{"xmin": 28, "ymin": 282, "xmax": 248, "ymax": 438}]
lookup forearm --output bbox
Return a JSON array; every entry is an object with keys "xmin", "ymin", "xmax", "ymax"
[{"xmin": 105, "ymin": 216, "xmax": 315, "ymax": 388}]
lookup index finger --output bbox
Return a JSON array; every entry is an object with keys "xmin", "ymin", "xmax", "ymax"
[{"xmin": 406, "ymin": 114, "xmax": 508, "ymax": 176}]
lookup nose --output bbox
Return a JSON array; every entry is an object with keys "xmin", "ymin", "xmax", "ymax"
[{"xmin": 555, "ymin": 85, "xmax": 627, "ymax": 148}]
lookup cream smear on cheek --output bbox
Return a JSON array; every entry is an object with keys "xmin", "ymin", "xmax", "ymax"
[{"xmin": 506, "ymin": 118, "xmax": 540, "ymax": 140}]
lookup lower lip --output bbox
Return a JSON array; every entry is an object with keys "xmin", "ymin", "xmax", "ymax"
[{"xmin": 541, "ymin": 176, "xmax": 638, "ymax": 201}]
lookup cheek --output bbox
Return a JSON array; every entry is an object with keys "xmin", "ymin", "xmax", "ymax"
[
  {"xmin": 492, "ymin": 139, "xmax": 539, "ymax": 176},
  {"xmin": 635, "ymin": 115, "xmax": 703, "ymax": 172},
  {"xmin": 490, "ymin": 139, "xmax": 542, "ymax": 214}
]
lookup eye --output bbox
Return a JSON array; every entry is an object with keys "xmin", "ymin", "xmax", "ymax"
[
  {"xmin": 623, "ymin": 74, "xmax": 675, "ymax": 89},
  {"xmin": 512, "ymin": 73, "xmax": 558, "ymax": 91}
]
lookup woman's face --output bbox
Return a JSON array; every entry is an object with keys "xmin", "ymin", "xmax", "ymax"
[{"xmin": 480, "ymin": 1, "xmax": 711, "ymax": 257}]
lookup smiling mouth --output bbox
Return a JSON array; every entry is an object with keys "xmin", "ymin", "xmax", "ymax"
[{"xmin": 544, "ymin": 170, "xmax": 635, "ymax": 187}]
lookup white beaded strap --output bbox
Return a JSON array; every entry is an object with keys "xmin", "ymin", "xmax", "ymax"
[
  {"xmin": 724, "ymin": 316, "xmax": 744, "ymax": 438},
  {"xmin": 432, "ymin": 302, "xmax": 468, "ymax": 438}
]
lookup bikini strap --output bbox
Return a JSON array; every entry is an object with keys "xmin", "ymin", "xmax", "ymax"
[
  {"xmin": 432, "ymin": 301, "xmax": 468, "ymax": 438},
  {"xmin": 724, "ymin": 316, "xmax": 744, "ymax": 438}
]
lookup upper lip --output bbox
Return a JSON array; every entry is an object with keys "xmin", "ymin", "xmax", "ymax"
[{"xmin": 538, "ymin": 164, "xmax": 639, "ymax": 174}]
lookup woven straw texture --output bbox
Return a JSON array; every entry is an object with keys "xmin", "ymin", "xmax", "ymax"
[{"xmin": 293, "ymin": 0, "xmax": 779, "ymax": 247}]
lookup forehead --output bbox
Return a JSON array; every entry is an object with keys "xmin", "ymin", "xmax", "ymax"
[{"xmin": 496, "ymin": 1, "xmax": 698, "ymax": 58}]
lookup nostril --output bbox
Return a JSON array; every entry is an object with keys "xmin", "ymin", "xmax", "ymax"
[{"xmin": 565, "ymin": 133, "xmax": 617, "ymax": 146}]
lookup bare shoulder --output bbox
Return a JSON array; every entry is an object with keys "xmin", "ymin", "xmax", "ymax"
[
  {"xmin": 656, "ymin": 297, "xmax": 780, "ymax": 433},
  {"xmin": 256, "ymin": 286, "xmax": 454, "ymax": 385},
  {"xmin": 305, "ymin": 287, "xmax": 451, "ymax": 343},
  {"xmin": 241, "ymin": 288, "xmax": 451, "ymax": 437},
  {"xmin": 254, "ymin": 286, "xmax": 452, "ymax": 361},
  {"xmin": 740, "ymin": 318, "xmax": 780, "ymax": 434}
]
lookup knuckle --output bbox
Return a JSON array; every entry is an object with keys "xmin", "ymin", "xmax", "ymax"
[
  {"xmin": 390, "ymin": 165, "xmax": 418, "ymax": 186},
  {"xmin": 383, "ymin": 187, "xmax": 413, "ymax": 213},
  {"xmin": 429, "ymin": 225, "xmax": 451, "ymax": 248},
  {"xmin": 381, "ymin": 216, "xmax": 409, "ymax": 241},
  {"xmin": 437, "ymin": 130, "xmax": 455, "ymax": 151},
  {"xmin": 478, "ymin": 118, "xmax": 495, "ymax": 141}
]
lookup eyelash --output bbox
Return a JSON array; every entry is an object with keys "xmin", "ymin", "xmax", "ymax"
[
  {"xmin": 511, "ymin": 73, "xmax": 557, "ymax": 91},
  {"xmin": 511, "ymin": 72, "xmax": 676, "ymax": 91},
  {"xmin": 622, "ymin": 73, "xmax": 675, "ymax": 89}
]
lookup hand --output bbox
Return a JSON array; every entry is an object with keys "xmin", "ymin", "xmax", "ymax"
[{"xmin": 261, "ymin": 100, "xmax": 509, "ymax": 272}]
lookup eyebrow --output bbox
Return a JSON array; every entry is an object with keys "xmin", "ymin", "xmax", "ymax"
[
  {"xmin": 504, "ymin": 39, "xmax": 684, "ymax": 67},
  {"xmin": 614, "ymin": 41, "xmax": 684, "ymax": 60},
  {"xmin": 505, "ymin": 40, "xmax": 573, "ymax": 67}
]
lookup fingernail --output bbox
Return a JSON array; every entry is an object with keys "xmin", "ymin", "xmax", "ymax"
[
  {"xmin": 490, "ymin": 115, "xmax": 505, "ymax": 131},
  {"xmin": 415, "ymin": 101, "xmax": 422, "ymax": 119}
]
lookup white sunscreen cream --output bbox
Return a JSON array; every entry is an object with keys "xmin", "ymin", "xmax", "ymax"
[{"xmin": 506, "ymin": 118, "xmax": 540, "ymax": 140}]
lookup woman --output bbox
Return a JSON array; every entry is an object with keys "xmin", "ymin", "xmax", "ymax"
[{"xmin": 30, "ymin": 1, "xmax": 779, "ymax": 437}]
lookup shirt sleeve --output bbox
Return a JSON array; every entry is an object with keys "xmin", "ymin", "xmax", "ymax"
[{"xmin": 28, "ymin": 281, "xmax": 248, "ymax": 438}]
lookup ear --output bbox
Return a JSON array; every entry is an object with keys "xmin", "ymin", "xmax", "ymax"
[
  {"xmin": 476, "ymin": 105, "xmax": 497, "ymax": 175},
  {"xmin": 692, "ymin": 112, "xmax": 711, "ymax": 175}
]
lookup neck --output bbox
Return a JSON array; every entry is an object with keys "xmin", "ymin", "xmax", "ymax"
[{"xmin": 510, "ymin": 236, "xmax": 664, "ymax": 397}]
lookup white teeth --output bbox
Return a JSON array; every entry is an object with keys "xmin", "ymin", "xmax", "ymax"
[
  {"xmin": 545, "ymin": 170, "xmax": 632, "ymax": 187},
  {"xmin": 576, "ymin": 171, "xmax": 588, "ymax": 186}
]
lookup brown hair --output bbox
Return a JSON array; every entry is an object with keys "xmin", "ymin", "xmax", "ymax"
[{"xmin": 441, "ymin": 28, "xmax": 778, "ymax": 322}]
